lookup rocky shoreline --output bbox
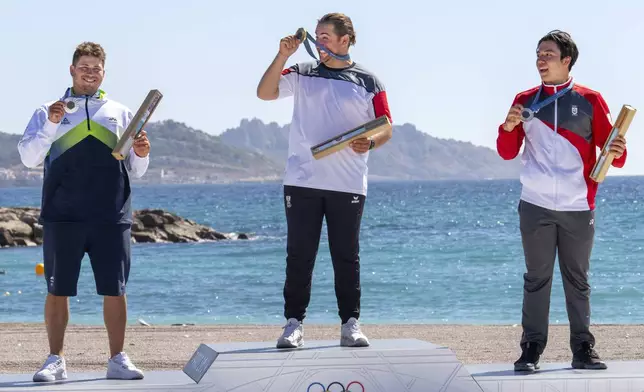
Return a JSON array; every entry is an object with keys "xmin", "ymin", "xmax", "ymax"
[{"xmin": 0, "ymin": 207, "xmax": 249, "ymax": 248}]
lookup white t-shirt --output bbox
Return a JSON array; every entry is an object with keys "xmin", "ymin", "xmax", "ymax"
[{"xmin": 277, "ymin": 61, "xmax": 391, "ymax": 196}]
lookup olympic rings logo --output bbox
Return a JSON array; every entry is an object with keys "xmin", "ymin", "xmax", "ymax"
[{"xmin": 307, "ymin": 381, "xmax": 365, "ymax": 391}]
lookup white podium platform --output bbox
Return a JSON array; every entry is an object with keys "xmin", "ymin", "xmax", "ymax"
[{"xmin": 1, "ymin": 339, "xmax": 642, "ymax": 391}]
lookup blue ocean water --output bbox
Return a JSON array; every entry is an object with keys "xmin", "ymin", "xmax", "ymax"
[{"xmin": 0, "ymin": 178, "xmax": 642, "ymax": 326}]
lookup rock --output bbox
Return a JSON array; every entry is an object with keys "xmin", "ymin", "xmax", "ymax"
[
  {"xmin": 12, "ymin": 238, "xmax": 37, "ymax": 247},
  {"xmin": 194, "ymin": 226, "xmax": 227, "ymax": 240},
  {"xmin": 17, "ymin": 208, "xmax": 40, "ymax": 226},
  {"xmin": 0, "ymin": 207, "xmax": 251, "ymax": 248},
  {"xmin": 0, "ymin": 212, "xmax": 19, "ymax": 222},
  {"xmin": 161, "ymin": 212, "xmax": 178, "ymax": 225},
  {"xmin": 164, "ymin": 224, "xmax": 201, "ymax": 243},
  {"xmin": 0, "ymin": 230, "xmax": 14, "ymax": 247},
  {"xmin": 131, "ymin": 231, "xmax": 159, "ymax": 243},
  {"xmin": 32, "ymin": 224, "xmax": 43, "ymax": 244},
  {"xmin": 132, "ymin": 210, "xmax": 236, "ymax": 244},
  {"xmin": 0, "ymin": 221, "xmax": 33, "ymax": 239},
  {"xmin": 131, "ymin": 218, "xmax": 145, "ymax": 232},
  {"xmin": 139, "ymin": 213, "xmax": 165, "ymax": 228}
]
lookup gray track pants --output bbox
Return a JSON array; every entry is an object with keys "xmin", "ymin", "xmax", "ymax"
[{"xmin": 518, "ymin": 200, "xmax": 596, "ymax": 354}]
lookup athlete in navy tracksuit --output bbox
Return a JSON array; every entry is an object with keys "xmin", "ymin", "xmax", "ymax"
[
  {"xmin": 18, "ymin": 42, "xmax": 150, "ymax": 382},
  {"xmin": 497, "ymin": 30, "xmax": 628, "ymax": 372}
]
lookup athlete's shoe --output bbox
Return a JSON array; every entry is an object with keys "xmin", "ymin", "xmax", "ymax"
[
  {"xmin": 571, "ymin": 342, "xmax": 607, "ymax": 370},
  {"xmin": 340, "ymin": 317, "xmax": 370, "ymax": 347},
  {"xmin": 106, "ymin": 352, "xmax": 144, "ymax": 380},
  {"xmin": 33, "ymin": 354, "xmax": 67, "ymax": 382},
  {"xmin": 514, "ymin": 342, "xmax": 541, "ymax": 372},
  {"xmin": 277, "ymin": 318, "xmax": 303, "ymax": 348}
]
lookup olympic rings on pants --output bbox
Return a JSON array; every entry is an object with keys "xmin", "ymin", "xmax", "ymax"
[{"xmin": 307, "ymin": 380, "xmax": 365, "ymax": 391}]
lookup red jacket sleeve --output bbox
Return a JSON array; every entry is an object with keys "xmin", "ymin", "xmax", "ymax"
[
  {"xmin": 372, "ymin": 91, "xmax": 392, "ymax": 123},
  {"xmin": 590, "ymin": 92, "xmax": 627, "ymax": 168},
  {"xmin": 496, "ymin": 94, "xmax": 525, "ymax": 160}
]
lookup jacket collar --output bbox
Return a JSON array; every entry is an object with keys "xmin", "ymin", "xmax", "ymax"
[
  {"xmin": 541, "ymin": 76, "xmax": 573, "ymax": 94},
  {"xmin": 63, "ymin": 87, "xmax": 106, "ymax": 100}
]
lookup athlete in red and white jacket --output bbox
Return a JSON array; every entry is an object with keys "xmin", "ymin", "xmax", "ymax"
[
  {"xmin": 497, "ymin": 68, "xmax": 627, "ymax": 211},
  {"xmin": 497, "ymin": 30, "xmax": 628, "ymax": 373}
]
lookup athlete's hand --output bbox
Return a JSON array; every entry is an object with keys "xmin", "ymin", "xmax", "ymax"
[
  {"xmin": 609, "ymin": 135, "xmax": 626, "ymax": 159},
  {"xmin": 48, "ymin": 101, "xmax": 66, "ymax": 124},
  {"xmin": 350, "ymin": 138, "xmax": 371, "ymax": 154},
  {"xmin": 279, "ymin": 35, "xmax": 301, "ymax": 58},
  {"xmin": 503, "ymin": 104, "xmax": 524, "ymax": 132},
  {"xmin": 133, "ymin": 130, "xmax": 150, "ymax": 158}
]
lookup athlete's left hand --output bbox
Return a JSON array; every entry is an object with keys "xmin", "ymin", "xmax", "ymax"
[
  {"xmin": 350, "ymin": 137, "xmax": 371, "ymax": 154},
  {"xmin": 609, "ymin": 135, "xmax": 626, "ymax": 159},
  {"xmin": 133, "ymin": 130, "xmax": 150, "ymax": 157}
]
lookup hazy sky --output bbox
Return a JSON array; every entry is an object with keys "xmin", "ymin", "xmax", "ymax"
[{"xmin": 2, "ymin": 0, "xmax": 642, "ymax": 175}]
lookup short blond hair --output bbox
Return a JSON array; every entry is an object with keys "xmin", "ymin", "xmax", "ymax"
[{"xmin": 72, "ymin": 42, "xmax": 106, "ymax": 66}]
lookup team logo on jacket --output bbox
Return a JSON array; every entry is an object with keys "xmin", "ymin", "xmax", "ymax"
[
  {"xmin": 571, "ymin": 105, "xmax": 578, "ymax": 116},
  {"xmin": 61, "ymin": 118, "xmax": 70, "ymax": 125}
]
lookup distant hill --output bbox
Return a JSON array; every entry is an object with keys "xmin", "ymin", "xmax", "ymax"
[
  {"xmin": 0, "ymin": 132, "xmax": 22, "ymax": 169},
  {"xmin": 220, "ymin": 118, "xmax": 521, "ymax": 181},
  {"xmin": 0, "ymin": 120, "xmax": 283, "ymax": 186},
  {"xmin": 0, "ymin": 118, "xmax": 521, "ymax": 186},
  {"xmin": 140, "ymin": 120, "xmax": 282, "ymax": 182}
]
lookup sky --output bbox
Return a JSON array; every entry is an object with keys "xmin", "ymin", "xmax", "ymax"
[{"xmin": 2, "ymin": 0, "xmax": 643, "ymax": 175}]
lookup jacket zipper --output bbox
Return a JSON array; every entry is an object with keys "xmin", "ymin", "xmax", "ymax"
[
  {"xmin": 553, "ymin": 85, "xmax": 558, "ymax": 209},
  {"xmin": 85, "ymin": 96, "xmax": 91, "ymax": 131}
]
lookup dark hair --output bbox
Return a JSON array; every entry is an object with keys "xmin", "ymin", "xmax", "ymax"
[
  {"xmin": 538, "ymin": 30, "xmax": 578, "ymax": 70},
  {"xmin": 72, "ymin": 42, "xmax": 106, "ymax": 66},
  {"xmin": 318, "ymin": 13, "xmax": 356, "ymax": 46}
]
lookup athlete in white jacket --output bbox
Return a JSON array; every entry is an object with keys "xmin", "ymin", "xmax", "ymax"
[{"xmin": 17, "ymin": 42, "xmax": 149, "ymax": 382}]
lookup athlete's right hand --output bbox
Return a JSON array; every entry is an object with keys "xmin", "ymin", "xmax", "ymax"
[
  {"xmin": 502, "ymin": 104, "xmax": 523, "ymax": 132},
  {"xmin": 48, "ymin": 101, "xmax": 66, "ymax": 124},
  {"xmin": 279, "ymin": 35, "xmax": 301, "ymax": 58}
]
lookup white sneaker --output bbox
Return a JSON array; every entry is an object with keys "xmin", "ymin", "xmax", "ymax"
[
  {"xmin": 276, "ymin": 318, "xmax": 303, "ymax": 348},
  {"xmin": 106, "ymin": 352, "xmax": 144, "ymax": 380},
  {"xmin": 33, "ymin": 354, "xmax": 67, "ymax": 382},
  {"xmin": 341, "ymin": 317, "xmax": 370, "ymax": 347}
]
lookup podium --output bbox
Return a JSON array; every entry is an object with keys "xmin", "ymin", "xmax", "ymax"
[
  {"xmin": 2, "ymin": 339, "xmax": 644, "ymax": 391},
  {"xmin": 182, "ymin": 338, "xmax": 480, "ymax": 391}
]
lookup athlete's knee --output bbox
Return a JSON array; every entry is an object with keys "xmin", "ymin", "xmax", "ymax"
[
  {"xmin": 285, "ymin": 251, "xmax": 317, "ymax": 271},
  {"xmin": 97, "ymin": 289, "xmax": 126, "ymax": 297},
  {"xmin": 47, "ymin": 278, "xmax": 78, "ymax": 297},
  {"xmin": 330, "ymin": 250, "xmax": 360, "ymax": 266},
  {"xmin": 563, "ymin": 275, "xmax": 590, "ymax": 297},
  {"xmin": 96, "ymin": 282, "xmax": 127, "ymax": 297},
  {"xmin": 523, "ymin": 272, "xmax": 552, "ymax": 293},
  {"xmin": 47, "ymin": 288, "xmax": 77, "ymax": 297}
]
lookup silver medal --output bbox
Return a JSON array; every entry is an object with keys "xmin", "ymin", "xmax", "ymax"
[
  {"xmin": 520, "ymin": 108, "xmax": 534, "ymax": 122},
  {"xmin": 63, "ymin": 98, "xmax": 79, "ymax": 114}
]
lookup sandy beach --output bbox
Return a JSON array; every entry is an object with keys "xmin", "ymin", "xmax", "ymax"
[{"xmin": 2, "ymin": 323, "xmax": 644, "ymax": 374}]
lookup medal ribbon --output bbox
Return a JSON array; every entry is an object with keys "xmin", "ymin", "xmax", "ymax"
[
  {"xmin": 295, "ymin": 28, "xmax": 351, "ymax": 62},
  {"xmin": 528, "ymin": 81, "xmax": 575, "ymax": 115}
]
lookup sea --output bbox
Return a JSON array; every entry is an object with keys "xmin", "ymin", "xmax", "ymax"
[{"xmin": 0, "ymin": 177, "xmax": 642, "ymax": 326}]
